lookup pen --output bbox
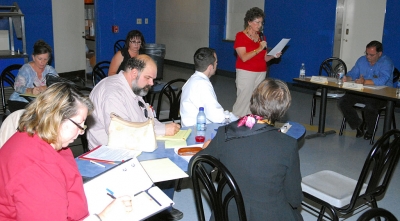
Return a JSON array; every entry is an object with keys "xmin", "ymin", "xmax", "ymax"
[
  {"xmin": 172, "ymin": 118, "xmax": 175, "ymax": 123},
  {"xmin": 107, "ymin": 192, "xmax": 116, "ymax": 199},
  {"xmin": 33, "ymin": 83, "xmax": 37, "ymax": 87},
  {"xmin": 90, "ymin": 160, "xmax": 105, "ymax": 168}
]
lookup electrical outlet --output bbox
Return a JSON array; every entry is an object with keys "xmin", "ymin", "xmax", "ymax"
[
  {"xmin": 145, "ymin": 18, "xmax": 148, "ymax": 24},
  {"xmin": 136, "ymin": 18, "xmax": 142, "ymax": 24}
]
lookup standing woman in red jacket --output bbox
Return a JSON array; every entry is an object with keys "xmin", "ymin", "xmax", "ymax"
[{"xmin": 232, "ymin": 7, "xmax": 281, "ymax": 117}]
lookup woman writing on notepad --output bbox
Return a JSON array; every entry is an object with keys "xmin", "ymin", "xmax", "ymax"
[
  {"xmin": 232, "ymin": 7, "xmax": 282, "ymax": 117},
  {"xmin": 0, "ymin": 83, "xmax": 133, "ymax": 220},
  {"xmin": 8, "ymin": 40, "xmax": 59, "ymax": 113}
]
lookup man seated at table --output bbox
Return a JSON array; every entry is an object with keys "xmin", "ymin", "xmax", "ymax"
[
  {"xmin": 86, "ymin": 55, "xmax": 183, "ymax": 220},
  {"xmin": 338, "ymin": 40, "xmax": 394, "ymax": 140},
  {"xmin": 180, "ymin": 47, "xmax": 237, "ymax": 127}
]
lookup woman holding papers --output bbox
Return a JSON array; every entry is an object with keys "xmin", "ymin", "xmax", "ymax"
[
  {"xmin": 0, "ymin": 83, "xmax": 133, "ymax": 220},
  {"xmin": 8, "ymin": 40, "xmax": 59, "ymax": 113},
  {"xmin": 190, "ymin": 79, "xmax": 303, "ymax": 221},
  {"xmin": 232, "ymin": 7, "xmax": 282, "ymax": 117}
]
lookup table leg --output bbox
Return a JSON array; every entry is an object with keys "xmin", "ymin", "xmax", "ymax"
[
  {"xmin": 305, "ymin": 87, "xmax": 336, "ymax": 139},
  {"xmin": 383, "ymin": 100, "xmax": 394, "ymax": 133}
]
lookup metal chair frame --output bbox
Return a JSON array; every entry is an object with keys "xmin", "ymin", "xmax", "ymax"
[
  {"xmin": 114, "ymin": 39, "xmax": 125, "ymax": 54},
  {"xmin": 1, "ymin": 64, "xmax": 22, "ymax": 117},
  {"xmin": 190, "ymin": 154, "xmax": 247, "ymax": 221},
  {"xmin": 92, "ymin": 61, "xmax": 110, "ymax": 86},
  {"xmin": 310, "ymin": 57, "xmax": 347, "ymax": 125},
  {"xmin": 302, "ymin": 129, "xmax": 400, "ymax": 221},
  {"xmin": 155, "ymin": 78, "xmax": 186, "ymax": 122}
]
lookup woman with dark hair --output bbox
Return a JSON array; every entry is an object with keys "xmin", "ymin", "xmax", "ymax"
[
  {"xmin": 0, "ymin": 83, "xmax": 133, "ymax": 220},
  {"xmin": 8, "ymin": 39, "xmax": 58, "ymax": 112},
  {"xmin": 232, "ymin": 7, "xmax": 282, "ymax": 117},
  {"xmin": 109, "ymin": 30, "xmax": 146, "ymax": 75},
  {"xmin": 190, "ymin": 78, "xmax": 303, "ymax": 221}
]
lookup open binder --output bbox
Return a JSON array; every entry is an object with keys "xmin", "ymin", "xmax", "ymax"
[{"xmin": 83, "ymin": 158, "xmax": 174, "ymax": 220}]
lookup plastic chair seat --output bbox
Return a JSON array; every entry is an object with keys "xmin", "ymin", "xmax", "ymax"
[{"xmin": 302, "ymin": 170, "xmax": 367, "ymax": 208}]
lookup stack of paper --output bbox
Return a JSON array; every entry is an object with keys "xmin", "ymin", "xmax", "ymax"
[
  {"xmin": 156, "ymin": 129, "xmax": 192, "ymax": 149},
  {"xmin": 79, "ymin": 145, "xmax": 141, "ymax": 162},
  {"xmin": 84, "ymin": 158, "xmax": 174, "ymax": 220}
]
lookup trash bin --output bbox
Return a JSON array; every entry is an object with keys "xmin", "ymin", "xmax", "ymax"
[{"xmin": 144, "ymin": 44, "xmax": 166, "ymax": 80}]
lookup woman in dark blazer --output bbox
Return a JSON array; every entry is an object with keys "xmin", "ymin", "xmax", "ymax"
[{"xmin": 190, "ymin": 78, "xmax": 303, "ymax": 221}]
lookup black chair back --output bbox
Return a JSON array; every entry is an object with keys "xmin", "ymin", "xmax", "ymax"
[
  {"xmin": 357, "ymin": 208, "xmax": 397, "ymax": 221},
  {"xmin": 319, "ymin": 57, "xmax": 347, "ymax": 77},
  {"xmin": 342, "ymin": 129, "xmax": 400, "ymax": 214},
  {"xmin": 114, "ymin": 39, "xmax": 125, "ymax": 54},
  {"xmin": 92, "ymin": 61, "xmax": 110, "ymax": 86},
  {"xmin": 190, "ymin": 154, "xmax": 247, "ymax": 221},
  {"xmin": 155, "ymin": 78, "xmax": 186, "ymax": 122},
  {"xmin": 1, "ymin": 64, "xmax": 22, "ymax": 114}
]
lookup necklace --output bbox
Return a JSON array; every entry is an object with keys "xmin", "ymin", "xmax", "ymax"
[{"xmin": 246, "ymin": 29, "xmax": 259, "ymax": 43}]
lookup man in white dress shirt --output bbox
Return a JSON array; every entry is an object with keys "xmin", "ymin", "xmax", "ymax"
[{"xmin": 180, "ymin": 47, "xmax": 236, "ymax": 127}]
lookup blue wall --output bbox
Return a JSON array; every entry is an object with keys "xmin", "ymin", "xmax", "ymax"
[
  {"xmin": 210, "ymin": 0, "xmax": 400, "ymax": 83},
  {"xmin": 95, "ymin": 0, "xmax": 156, "ymax": 63}
]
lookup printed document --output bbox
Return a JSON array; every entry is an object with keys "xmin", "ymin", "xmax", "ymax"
[{"xmin": 268, "ymin": 38, "xmax": 291, "ymax": 56}]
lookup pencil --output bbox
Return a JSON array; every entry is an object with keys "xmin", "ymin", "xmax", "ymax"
[{"xmin": 90, "ymin": 160, "xmax": 105, "ymax": 168}]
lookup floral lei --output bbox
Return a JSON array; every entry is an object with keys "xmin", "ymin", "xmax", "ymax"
[{"xmin": 237, "ymin": 114, "xmax": 271, "ymax": 129}]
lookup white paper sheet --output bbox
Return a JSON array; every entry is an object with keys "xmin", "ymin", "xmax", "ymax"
[{"xmin": 268, "ymin": 38, "xmax": 291, "ymax": 56}]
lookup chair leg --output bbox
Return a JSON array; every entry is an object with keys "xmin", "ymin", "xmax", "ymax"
[
  {"xmin": 370, "ymin": 113, "xmax": 381, "ymax": 145},
  {"xmin": 317, "ymin": 206, "xmax": 326, "ymax": 221},
  {"xmin": 310, "ymin": 96, "xmax": 316, "ymax": 125},
  {"xmin": 392, "ymin": 110, "xmax": 396, "ymax": 129},
  {"xmin": 339, "ymin": 117, "xmax": 346, "ymax": 136},
  {"xmin": 176, "ymin": 178, "xmax": 182, "ymax": 192}
]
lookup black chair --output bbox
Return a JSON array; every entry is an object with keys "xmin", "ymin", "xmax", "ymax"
[
  {"xmin": 114, "ymin": 39, "xmax": 125, "ymax": 54},
  {"xmin": 301, "ymin": 129, "xmax": 400, "ymax": 221},
  {"xmin": 190, "ymin": 154, "xmax": 247, "ymax": 221},
  {"xmin": 310, "ymin": 57, "xmax": 347, "ymax": 125},
  {"xmin": 92, "ymin": 61, "xmax": 110, "ymax": 86},
  {"xmin": 154, "ymin": 79, "xmax": 186, "ymax": 122},
  {"xmin": 357, "ymin": 208, "xmax": 398, "ymax": 221},
  {"xmin": 339, "ymin": 67, "xmax": 399, "ymax": 144},
  {"xmin": 1, "ymin": 64, "xmax": 22, "ymax": 118}
]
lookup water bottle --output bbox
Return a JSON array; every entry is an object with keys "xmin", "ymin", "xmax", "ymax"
[
  {"xmin": 337, "ymin": 65, "xmax": 344, "ymax": 85},
  {"xmin": 195, "ymin": 107, "xmax": 206, "ymax": 142},
  {"xmin": 224, "ymin": 110, "xmax": 231, "ymax": 125},
  {"xmin": 299, "ymin": 63, "xmax": 306, "ymax": 79}
]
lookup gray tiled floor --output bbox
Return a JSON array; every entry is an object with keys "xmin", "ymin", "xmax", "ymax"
[{"xmin": 64, "ymin": 64, "xmax": 400, "ymax": 220}]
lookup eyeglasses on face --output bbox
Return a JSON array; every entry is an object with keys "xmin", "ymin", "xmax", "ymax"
[
  {"xmin": 130, "ymin": 40, "xmax": 142, "ymax": 45},
  {"xmin": 68, "ymin": 118, "xmax": 87, "ymax": 133},
  {"xmin": 138, "ymin": 101, "xmax": 149, "ymax": 118}
]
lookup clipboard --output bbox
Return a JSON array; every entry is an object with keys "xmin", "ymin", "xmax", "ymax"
[
  {"xmin": 83, "ymin": 158, "xmax": 174, "ymax": 220},
  {"xmin": 267, "ymin": 38, "xmax": 291, "ymax": 56}
]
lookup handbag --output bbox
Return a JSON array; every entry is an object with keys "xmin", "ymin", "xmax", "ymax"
[{"xmin": 107, "ymin": 112, "xmax": 158, "ymax": 152}]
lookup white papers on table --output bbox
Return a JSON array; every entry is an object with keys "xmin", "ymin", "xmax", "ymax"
[
  {"xmin": 79, "ymin": 145, "xmax": 141, "ymax": 162},
  {"xmin": 268, "ymin": 38, "xmax": 291, "ymax": 56},
  {"xmin": 342, "ymin": 82, "xmax": 364, "ymax": 90},
  {"xmin": 84, "ymin": 158, "xmax": 174, "ymax": 221},
  {"xmin": 140, "ymin": 158, "xmax": 188, "ymax": 183}
]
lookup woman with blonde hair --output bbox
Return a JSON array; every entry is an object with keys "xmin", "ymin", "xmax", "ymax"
[{"xmin": 0, "ymin": 83, "xmax": 133, "ymax": 220}]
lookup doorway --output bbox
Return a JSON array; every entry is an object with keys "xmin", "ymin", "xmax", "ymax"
[{"xmin": 333, "ymin": 0, "xmax": 387, "ymax": 70}]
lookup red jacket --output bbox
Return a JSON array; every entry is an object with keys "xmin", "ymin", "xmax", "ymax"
[{"xmin": 0, "ymin": 132, "xmax": 89, "ymax": 220}]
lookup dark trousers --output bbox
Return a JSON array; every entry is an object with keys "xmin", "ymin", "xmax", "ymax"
[{"xmin": 337, "ymin": 93, "xmax": 386, "ymax": 134}]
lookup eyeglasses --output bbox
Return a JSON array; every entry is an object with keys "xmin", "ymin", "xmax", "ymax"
[
  {"xmin": 68, "ymin": 118, "xmax": 87, "ymax": 133},
  {"xmin": 130, "ymin": 40, "xmax": 142, "ymax": 45},
  {"xmin": 138, "ymin": 101, "xmax": 149, "ymax": 118}
]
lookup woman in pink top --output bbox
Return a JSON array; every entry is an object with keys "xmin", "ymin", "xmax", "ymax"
[
  {"xmin": 0, "ymin": 83, "xmax": 133, "ymax": 221},
  {"xmin": 233, "ymin": 7, "xmax": 281, "ymax": 117}
]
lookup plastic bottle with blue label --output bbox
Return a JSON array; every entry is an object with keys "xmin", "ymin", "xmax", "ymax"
[{"xmin": 196, "ymin": 107, "xmax": 206, "ymax": 142}]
